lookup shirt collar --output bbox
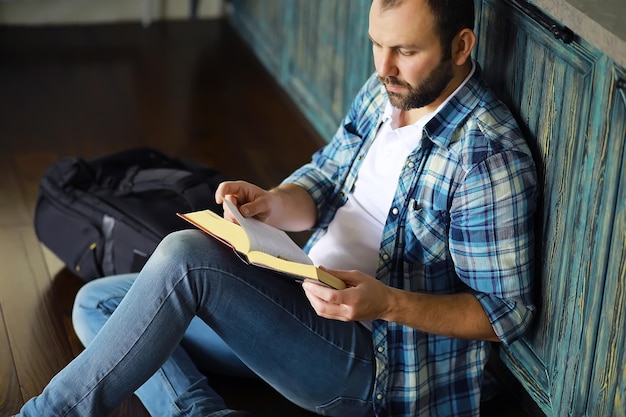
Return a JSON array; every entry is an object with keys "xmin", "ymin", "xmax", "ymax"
[{"xmin": 424, "ymin": 60, "xmax": 485, "ymax": 148}]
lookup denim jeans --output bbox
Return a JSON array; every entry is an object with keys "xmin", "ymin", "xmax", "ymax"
[{"xmin": 15, "ymin": 230, "xmax": 375, "ymax": 417}]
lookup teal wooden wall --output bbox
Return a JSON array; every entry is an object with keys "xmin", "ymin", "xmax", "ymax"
[
  {"xmin": 227, "ymin": 1, "xmax": 626, "ymax": 416},
  {"xmin": 228, "ymin": 0, "xmax": 373, "ymax": 139},
  {"xmin": 476, "ymin": 1, "xmax": 625, "ymax": 415}
]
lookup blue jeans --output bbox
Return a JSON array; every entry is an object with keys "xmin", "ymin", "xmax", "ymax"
[{"xmin": 16, "ymin": 230, "xmax": 375, "ymax": 417}]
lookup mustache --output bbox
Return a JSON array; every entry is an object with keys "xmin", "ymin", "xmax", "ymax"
[{"xmin": 378, "ymin": 75, "xmax": 410, "ymax": 89}]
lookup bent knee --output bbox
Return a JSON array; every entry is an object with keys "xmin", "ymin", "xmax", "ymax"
[
  {"xmin": 151, "ymin": 229, "xmax": 218, "ymax": 263},
  {"xmin": 154, "ymin": 229, "xmax": 207, "ymax": 254}
]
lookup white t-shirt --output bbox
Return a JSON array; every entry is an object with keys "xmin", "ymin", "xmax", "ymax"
[
  {"xmin": 307, "ymin": 63, "xmax": 476, "ymax": 277},
  {"xmin": 307, "ymin": 105, "xmax": 429, "ymax": 276}
]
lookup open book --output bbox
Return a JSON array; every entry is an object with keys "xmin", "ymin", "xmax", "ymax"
[{"xmin": 177, "ymin": 200, "xmax": 346, "ymax": 290}]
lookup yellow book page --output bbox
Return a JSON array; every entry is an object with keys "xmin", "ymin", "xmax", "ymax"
[
  {"xmin": 178, "ymin": 207, "xmax": 346, "ymax": 290},
  {"xmin": 247, "ymin": 251, "xmax": 346, "ymax": 289},
  {"xmin": 178, "ymin": 210, "xmax": 251, "ymax": 253}
]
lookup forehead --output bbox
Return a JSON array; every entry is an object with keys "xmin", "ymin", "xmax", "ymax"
[{"xmin": 368, "ymin": 0, "xmax": 438, "ymax": 46}]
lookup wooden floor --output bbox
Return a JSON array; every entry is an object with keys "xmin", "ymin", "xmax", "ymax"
[
  {"xmin": 0, "ymin": 18, "xmax": 532, "ymax": 417},
  {"xmin": 0, "ymin": 19, "xmax": 323, "ymax": 417}
]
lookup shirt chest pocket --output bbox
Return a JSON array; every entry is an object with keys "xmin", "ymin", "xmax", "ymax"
[{"xmin": 404, "ymin": 202, "xmax": 449, "ymax": 265}]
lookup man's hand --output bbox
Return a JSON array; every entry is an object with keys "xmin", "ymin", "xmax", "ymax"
[
  {"xmin": 302, "ymin": 267, "xmax": 394, "ymax": 322},
  {"xmin": 302, "ymin": 266, "xmax": 500, "ymax": 342},
  {"xmin": 215, "ymin": 180, "xmax": 317, "ymax": 232},
  {"xmin": 216, "ymin": 180, "xmax": 274, "ymax": 223}
]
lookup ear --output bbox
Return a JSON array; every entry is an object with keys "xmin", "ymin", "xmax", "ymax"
[{"xmin": 450, "ymin": 28, "xmax": 476, "ymax": 65}]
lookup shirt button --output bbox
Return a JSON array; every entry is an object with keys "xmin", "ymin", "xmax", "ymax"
[
  {"xmin": 377, "ymin": 346, "xmax": 384, "ymax": 353},
  {"xmin": 382, "ymin": 253, "xmax": 389, "ymax": 261},
  {"xmin": 391, "ymin": 207, "xmax": 399, "ymax": 215},
  {"xmin": 376, "ymin": 393, "xmax": 384, "ymax": 400},
  {"xmin": 407, "ymin": 161, "xmax": 415, "ymax": 168}
]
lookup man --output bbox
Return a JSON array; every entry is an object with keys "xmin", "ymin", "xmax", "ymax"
[{"xmin": 15, "ymin": 0, "xmax": 537, "ymax": 416}]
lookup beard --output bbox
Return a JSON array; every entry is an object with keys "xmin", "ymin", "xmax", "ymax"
[{"xmin": 379, "ymin": 59, "xmax": 454, "ymax": 111}]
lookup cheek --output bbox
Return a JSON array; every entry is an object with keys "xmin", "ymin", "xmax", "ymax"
[{"xmin": 400, "ymin": 61, "xmax": 432, "ymax": 86}]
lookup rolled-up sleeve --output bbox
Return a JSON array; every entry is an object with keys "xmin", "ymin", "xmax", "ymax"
[{"xmin": 449, "ymin": 149, "xmax": 538, "ymax": 345}]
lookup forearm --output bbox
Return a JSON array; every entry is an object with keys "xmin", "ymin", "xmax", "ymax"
[
  {"xmin": 266, "ymin": 183, "xmax": 317, "ymax": 232},
  {"xmin": 383, "ymin": 289, "xmax": 499, "ymax": 342}
]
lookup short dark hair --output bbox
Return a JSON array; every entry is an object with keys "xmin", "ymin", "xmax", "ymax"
[{"xmin": 379, "ymin": 0, "xmax": 475, "ymax": 58}]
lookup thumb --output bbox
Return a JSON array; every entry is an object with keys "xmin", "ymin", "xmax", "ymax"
[
  {"xmin": 318, "ymin": 266, "xmax": 361, "ymax": 286},
  {"xmin": 239, "ymin": 197, "xmax": 271, "ymax": 220}
]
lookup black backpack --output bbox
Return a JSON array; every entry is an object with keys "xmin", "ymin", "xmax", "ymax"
[{"xmin": 34, "ymin": 148, "xmax": 227, "ymax": 281}]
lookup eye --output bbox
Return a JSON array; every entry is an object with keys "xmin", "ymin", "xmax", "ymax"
[{"xmin": 398, "ymin": 49, "xmax": 415, "ymax": 56}]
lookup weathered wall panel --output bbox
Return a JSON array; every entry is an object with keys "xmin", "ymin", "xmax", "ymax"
[
  {"xmin": 585, "ymin": 65, "xmax": 626, "ymax": 417},
  {"xmin": 228, "ymin": 0, "xmax": 372, "ymax": 139}
]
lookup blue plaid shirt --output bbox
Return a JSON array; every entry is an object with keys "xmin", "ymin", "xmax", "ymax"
[{"xmin": 283, "ymin": 64, "xmax": 537, "ymax": 417}]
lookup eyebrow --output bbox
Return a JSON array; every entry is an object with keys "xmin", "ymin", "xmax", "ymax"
[{"xmin": 367, "ymin": 33, "xmax": 419, "ymax": 50}]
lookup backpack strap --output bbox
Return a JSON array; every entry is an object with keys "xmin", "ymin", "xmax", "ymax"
[{"xmin": 116, "ymin": 167, "xmax": 215, "ymax": 211}]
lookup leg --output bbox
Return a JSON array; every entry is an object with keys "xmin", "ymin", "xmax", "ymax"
[
  {"xmin": 72, "ymin": 274, "xmax": 255, "ymax": 416},
  {"xmin": 72, "ymin": 273, "xmax": 254, "ymax": 377},
  {"xmin": 15, "ymin": 230, "xmax": 375, "ymax": 417}
]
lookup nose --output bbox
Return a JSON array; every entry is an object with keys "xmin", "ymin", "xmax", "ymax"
[{"xmin": 376, "ymin": 48, "xmax": 398, "ymax": 78}]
